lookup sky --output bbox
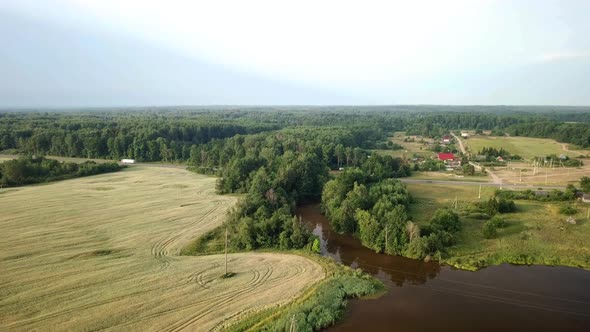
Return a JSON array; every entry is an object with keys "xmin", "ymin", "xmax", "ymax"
[{"xmin": 1, "ymin": 0, "xmax": 589, "ymax": 107}]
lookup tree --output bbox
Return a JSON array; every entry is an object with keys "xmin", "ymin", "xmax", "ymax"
[
  {"xmin": 430, "ymin": 208, "xmax": 461, "ymax": 233},
  {"xmin": 482, "ymin": 221, "xmax": 498, "ymax": 239},
  {"xmin": 581, "ymin": 176, "xmax": 590, "ymax": 192},
  {"xmin": 356, "ymin": 210, "xmax": 382, "ymax": 252}
]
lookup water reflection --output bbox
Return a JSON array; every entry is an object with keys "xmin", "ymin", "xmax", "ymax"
[
  {"xmin": 297, "ymin": 204, "xmax": 590, "ymax": 332},
  {"xmin": 301, "ymin": 204, "xmax": 441, "ymax": 286}
]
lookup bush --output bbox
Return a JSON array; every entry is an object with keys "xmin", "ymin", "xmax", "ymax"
[
  {"xmin": 489, "ymin": 215, "xmax": 506, "ymax": 228},
  {"xmin": 482, "ymin": 221, "xmax": 498, "ymax": 239},
  {"xmin": 559, "ymin": 205, "xmax": 578, "ymax": 215}
]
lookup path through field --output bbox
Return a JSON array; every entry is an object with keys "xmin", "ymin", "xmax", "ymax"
[{"xmin": 0, "ymin": 167, "xmax": 324, "ymax": 331}]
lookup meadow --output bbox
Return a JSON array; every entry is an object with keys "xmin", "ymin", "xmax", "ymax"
[
  {"xmin": 406, "ymin": 183, "xmax": 590, "ymax": 270},
  {"xmin": 0, "ymin": 167, "xmax": 324, "ymax": 331},
  {"xmin": 464, "ymin": 136, "xmax": 589, "ymax": 159}
]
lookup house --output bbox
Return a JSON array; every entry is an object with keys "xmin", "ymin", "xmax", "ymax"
[
  {"xmin": 438, "ymin": 153, "xmax": 461, "ymax": 169},
  {"xmin": 121, "ymin": 159, "xmax": 135, "ymax": 164},
  {"xmin": 496, "ymin": 156, "xmax": 504, "ymax": 162},
  {"xmin": 438, "ymin": 153, "xmax": 455, "ymax": 161},
  {"xmin": 582, "ymin": 194, "xmax": 590, "ymax": 203},
  {"xmin": 461, "ymin": 132, "xmax": 469, "ymax": 138},
  {"xmin": 441, "ymin": 136, "xmax": 451, "ymax": 144}
]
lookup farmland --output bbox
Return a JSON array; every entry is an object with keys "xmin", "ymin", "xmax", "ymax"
[{"xmin": 0, "ymin": 167, "xmax": 324, "ymax": 331}]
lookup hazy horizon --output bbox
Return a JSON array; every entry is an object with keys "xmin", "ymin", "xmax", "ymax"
[{"xmin": 1, "ymin": 0, "xmax": 589, "ymax": 107}]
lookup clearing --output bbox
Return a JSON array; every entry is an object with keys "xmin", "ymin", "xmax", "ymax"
[
  {"xmin": 406, "ymin": 182, "xmax": 590, "ymax": 270},
  {"xmin": 0, "ymin": 166, "xmax": 324, "ymax": 331},
  {"xmin": 464, "ymin": 136, "xmax": 590, "ymax": 159}
]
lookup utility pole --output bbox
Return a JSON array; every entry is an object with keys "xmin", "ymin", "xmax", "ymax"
[
  {"xmin": 225, "ymin": 226, "xmax": 228, "ymax": 275},
  {"xmin": 478, "ymin": 184, "xmax": 482, "ymax": 199}
]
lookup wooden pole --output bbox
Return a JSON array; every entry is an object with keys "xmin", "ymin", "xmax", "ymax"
[{"xmin": 225, "ymin": 227, "xmax": 228, "ymax": 275}]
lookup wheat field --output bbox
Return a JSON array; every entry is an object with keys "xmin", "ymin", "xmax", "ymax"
[{"xmin": 0, "ymin": 166, "xmax": 324, "ymax": 331}]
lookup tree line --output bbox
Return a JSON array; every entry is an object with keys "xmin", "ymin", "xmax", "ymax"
[{"xmin": 0, "ymin": 156, "xmax": 123, "ymax": 187}]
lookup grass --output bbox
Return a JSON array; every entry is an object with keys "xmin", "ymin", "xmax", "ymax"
[
  {"xmin": 409, "ymin": 171, "xmax": 489, "ymax": 182},
  {"xmin": 406, "ymin": 182, "xmax": 590, "ymax": 270},
  {"xmin": 220, "ymin": 252, "xmax": 383, "ymax": 332},
  {"xmin": 0, "ymin": 166, "xmax": 324, "ymax": 331},
  {"xmin": 464, "ymin": 136, "xmax": 589, "ymax": 159},
  {"xmin": 374, "ymin": 132, "xmax": 435, "ymax": 159}
]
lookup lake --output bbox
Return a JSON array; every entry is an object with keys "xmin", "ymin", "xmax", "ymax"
[{"xmin": 297, "ymin": 204, "xmax": 590, "ymax": 332}]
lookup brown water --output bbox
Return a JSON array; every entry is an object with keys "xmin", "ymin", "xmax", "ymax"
[{"xmin": 297, "ymin": 204, "xmax": 590, "ymax": 332}]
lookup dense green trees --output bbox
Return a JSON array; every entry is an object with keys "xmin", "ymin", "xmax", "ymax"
[{"xmin": 0, "ymin": 156, "xmax": 122, "ymax": 186}]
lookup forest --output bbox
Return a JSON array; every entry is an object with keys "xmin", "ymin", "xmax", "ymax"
[{"xmin": 2, "ymin": 106, "xmax": 590, "ymax": 255}]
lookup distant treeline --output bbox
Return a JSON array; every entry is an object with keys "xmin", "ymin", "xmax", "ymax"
[
  {"xmin": 0, "ymin": 156, "xmax": 123, "ymax": 187},
  {"xmin": 1, "ymin": 108, "xmax": 589, "ymax": 162}
]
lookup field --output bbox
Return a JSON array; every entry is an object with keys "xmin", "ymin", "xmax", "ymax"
[
  {"xmin": 0, "ymin": 167, "xmax": 324, "ymax": 331},
  {"xmin": 464, "ymin": 136, "xmax": 590, "ymax": 159},
  {"xmin": 409, "ymin": 171, "xmax": 489, "ymax": 182},
  {"xmin": 489, "ymin": 161, "xmax": 590, "ymax": 186},
  {"xmin": 375, "ymin": 132, "xmax": 435, "ymax": 159},
  {"xmin": 406, "ymin": 183, "xmax": 590, "ymax": 270}
]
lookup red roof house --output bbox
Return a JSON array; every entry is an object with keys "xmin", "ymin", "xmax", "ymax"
[{"xmin": 438, "ymin": 153, "xmax": 455, "ymax": 161}]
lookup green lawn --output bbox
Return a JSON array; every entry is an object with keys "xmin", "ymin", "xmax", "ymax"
[
  {"xmin": 464, "ymin": 136, "xmax": 585, "ymax": 159},
  {"xmin": 406, "ymin": 182, "xmax": 590, "ymax": 270}
]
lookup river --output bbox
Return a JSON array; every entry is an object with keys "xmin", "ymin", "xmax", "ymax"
[{"xmin": 297, "ymin": 204, "xmax": 590, "ymax": 332}]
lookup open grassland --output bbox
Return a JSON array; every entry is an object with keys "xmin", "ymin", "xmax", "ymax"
[
  {"xmin": 487, "ymin": 161, "xmax": 590, "ymax": 187},
  {"xmin": 464, "ymin": 136, "xmax": 590, "ymax": 159},
  {"xmin": 406, "ymin": 183, "xmax": 590, "ymax": 270},
  {"xmin": 0, "ymin": 167, "xmax": 324, "ymax": 331},
  {"xmin": 409, "ymin": 171, "xmax": 489, "ymax": 182},
  {"xmin": 375, "ymin": 132, "xmax": 435, "ymax": 159}
]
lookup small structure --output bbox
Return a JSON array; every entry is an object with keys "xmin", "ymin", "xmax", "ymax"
[
  {"xmin": 559, "ymin": 154, "xmax": 567, "ymax": 160},
  {"xmin": 582, "ymin": 194, "xmax": 590, "ymax": 203},
  {"xmin": 441, "ymin": 136, "xmax": 451, "ymax": 144},
  {"xmin": 496, "ymin": 156, "xmax": 504, "ymax": 162},
  {"xmin": 121, "ymin": 159, "xmax": 136, "ymax": 164},
  {"xmin": 566, "ymin": 216, "xmax": 577, "ymax": 225},
  {"xmin": 437, "ymin": 153, "xmax": 461, "ymax": 169},
  {"xmin": 461, "ymin": 132, "xmax": 469, "ymax": 138}
]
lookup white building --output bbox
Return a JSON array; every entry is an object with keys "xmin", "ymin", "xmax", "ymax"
[{"xmin": 121, "ymin": 159, "xmax": 135, "ymax": 164}]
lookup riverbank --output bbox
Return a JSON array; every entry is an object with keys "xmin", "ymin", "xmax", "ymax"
[
  {"xmin": 298, "ymin": 204, "xmax": 590, "ymax": 332},
  {"xmin": 407, "ymin": 183, "xmax": 590, "ymax": 271},
  {"xmin": 182, "ymin": 240, "xmax": 384, "ymax": 331}
]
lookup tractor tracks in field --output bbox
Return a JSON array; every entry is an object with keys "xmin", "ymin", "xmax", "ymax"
[{"xmin": 150, "ymin": 199, "xmax": 225, "ymax": 269}]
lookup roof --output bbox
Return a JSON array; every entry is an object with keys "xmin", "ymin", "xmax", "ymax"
[{"xmin": 438, "ymin": 153, "xmax": 455, "ymax": 161}]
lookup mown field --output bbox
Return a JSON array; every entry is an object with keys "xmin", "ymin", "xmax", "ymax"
[
  {"xmin": 464, "ymin": 136, "xmax": 589, "ymax": 159},
  {"xmin": 0, "ymin": 167, "xmax": 324, "ymax": 331},
  {"xmin": 406, "ymin": 183, "xmax": 590, "ymax": 270}
]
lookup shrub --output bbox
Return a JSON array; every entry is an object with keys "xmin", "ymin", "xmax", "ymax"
[
  {"xmin": 498, "ymin": 198, "xmax": 516, "ymax": 213},
  {"xmin": 559, "ymin": 205, "xmax": 578, "ymax": 215},
  {"xmin": 482, "ymin": 221, "xmax": 498, "ymax": 239},
  {"xmin": 489, "ymin": 215, "xmax": 507, "ymax": 228}
]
